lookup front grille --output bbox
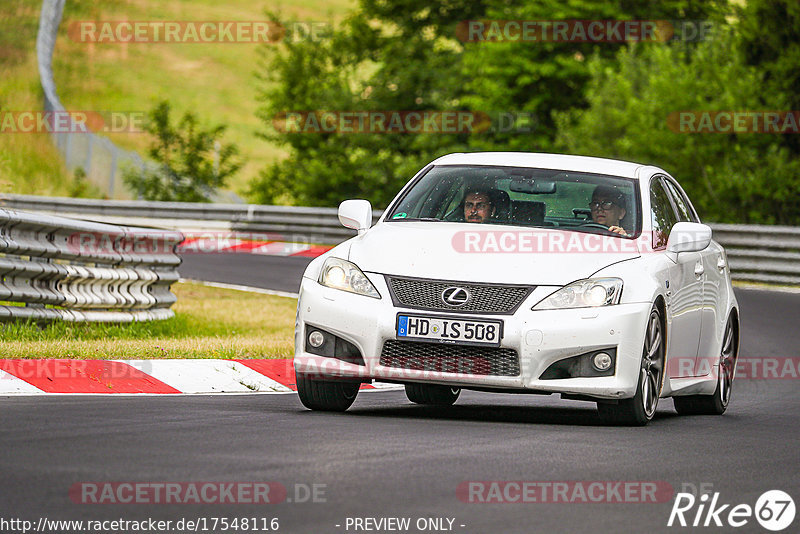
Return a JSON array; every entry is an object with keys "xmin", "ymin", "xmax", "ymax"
[
  {"xmin": 379, "ymin": 340, "xmax": 520, "ymax": 377},
  {"xmin": 386, "ymin": 276, "xmax": 532, "ymax": 314}
]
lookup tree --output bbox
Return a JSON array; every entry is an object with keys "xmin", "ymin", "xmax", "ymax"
[
  {"xmin": 250, "ymin": 8, "xmax": 476, "ymax": 207},
  {"xmin": 124, "ymin": 101, "xmax": 241, "ymax": 202},
  {"xmin": 554, "ymin": 28, "xmax": 800, "ymax": 224},
  {"xmin": 737, "ymin": 0, "xmax": 800, "ymax": 156},
  {"xmin": 251, "ymin": 0, "xmax": 729, "ymax": 207},
  {"xmin": 458, "ymin": 0, "xmax": 730, "ymax": 152}
]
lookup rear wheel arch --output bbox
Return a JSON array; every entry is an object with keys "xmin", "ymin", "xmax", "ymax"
[{"xmin": 673, "ymin": 313, "xmax": 737, "ymax": 416}]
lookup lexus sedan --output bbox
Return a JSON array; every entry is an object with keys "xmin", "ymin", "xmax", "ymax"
[{"xmin": 293, "ymin": 152, "xmax": 739, "ymax": 425}]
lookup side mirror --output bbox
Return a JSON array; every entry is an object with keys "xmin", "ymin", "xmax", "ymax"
[
  {"xmin": 338, "ymin": 199, "xmax": 372, "ymax": 235},
  {"xmin": 667, "ymin": 222, "xmax": 712, "ymax": 253}
]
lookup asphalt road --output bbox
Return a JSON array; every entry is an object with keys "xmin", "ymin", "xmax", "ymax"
[
  {"xmin": 179, "ymin": 252, "xmax": 311, "ymax": 294},
  {"xmin": 1, "ymin": 254, "xmax": 798, "ymax": 533}
]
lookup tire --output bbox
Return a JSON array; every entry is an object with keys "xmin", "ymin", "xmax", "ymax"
[
  {"xmin": 296, "ymin": 374, "xmax": 359, "ymax": 412},
  {"xmin": 674, "ymin": 316, "xmax": 737, "ymax": 416},
  {"xmin": 405, "ymin": 384, "xmax": 461, "ymax": 406},
  {"xmin": 597, "ymin": 305, "xmax": 665, "ymax": 426}
]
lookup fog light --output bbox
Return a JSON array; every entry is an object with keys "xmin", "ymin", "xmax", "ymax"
[
  {"xmin": 592, "ymin": 352, "xmax": 612, "ymax": 371},
  {"xmin": 308, "ymin": 330, "xmax": 325, "ymax": 348}
]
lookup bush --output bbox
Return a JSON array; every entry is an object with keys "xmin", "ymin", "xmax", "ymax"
[
  {"xmin": 554, "ymin": 29, "xmax": 800, "ymax": 224},
  {"xmin": 124, "ymin": 101, "xmax": 242, "ymax": 202}
]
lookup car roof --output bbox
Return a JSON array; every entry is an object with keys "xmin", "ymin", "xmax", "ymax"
[{"xmin": 430, "ymin": 152, "xmax": 652, "ymax": 180}]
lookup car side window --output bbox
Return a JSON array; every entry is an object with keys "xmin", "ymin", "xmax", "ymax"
[
  {"xmin": 650, "ymin": 179, "xmax": 678, "ymax": 249},
  {"xmin": 662, "ymin": 179, "xmax": 696, "ymax": 223}
]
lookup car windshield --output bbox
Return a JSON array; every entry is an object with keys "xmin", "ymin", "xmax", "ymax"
[{"xmin": 386, "ymin": 165, "xmax": 639, "ymax": 237}]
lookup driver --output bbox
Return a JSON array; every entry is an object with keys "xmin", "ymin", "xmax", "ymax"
[
  {"xmin": 463, "ymin": 189, "xmax": 495, "ymax": 223},
  {"xmin": 590, "ymin": 185, "xmax": 628, "ymax": 236}
]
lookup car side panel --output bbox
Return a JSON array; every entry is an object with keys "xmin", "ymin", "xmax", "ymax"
[{"xmin": 698, "ymin": 239, "xmax": 736, "ymax": 373}]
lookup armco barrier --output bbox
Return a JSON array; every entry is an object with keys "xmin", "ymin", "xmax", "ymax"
[
  {"xmin": 709, "ymin": 224, "xmax": 800, "ymax": 285},
  {"xmin": 1, "ymin": 194, "xmax": 798, "ymax": 285},
  {"xmin": 0, "ymin": 194, "xmax": 377, "ymax": 244},
  {"xmin": 0, "ymin": 207, "xmax": 183, "ymax": 322}
]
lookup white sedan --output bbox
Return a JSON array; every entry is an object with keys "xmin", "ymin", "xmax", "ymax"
[{"xmin": 293, "ymin": 152, "xmax": 740, "ymax": 425}]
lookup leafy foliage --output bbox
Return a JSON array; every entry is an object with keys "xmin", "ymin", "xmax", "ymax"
[
  {"xmin": 251, "ymin": 9, "xmax": 474, "ymax": 207},
  {"xmin": 459, "ymin": 0, "xmax": 728, "ymax": 151},
  {"xmin": 737, "ymin": 0, "xmax": 800, "ymax": 156},
  {"xmin": 124, "ymin": 101, "xmax": 241, "ymax": 202},
  {"xmin": 251, "ymin": 0, "xmax": 799, "ymax": 224},
  {"xmin": 554, "ymin": 28, "xmax": 800, "ymax": 224}
]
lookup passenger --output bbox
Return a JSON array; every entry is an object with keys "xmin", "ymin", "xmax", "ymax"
[{"xmin": 590, "ymin": 185, "xmax": 628, "ymax": 236}]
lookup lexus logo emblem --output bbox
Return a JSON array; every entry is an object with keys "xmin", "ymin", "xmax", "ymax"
[{"xmin": 442, "ymin": 287, "xmax": 470, "ymax": 307}]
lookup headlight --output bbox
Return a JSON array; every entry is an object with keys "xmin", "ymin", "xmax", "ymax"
[
  {"xmin": 318, "ymin": 257, "xmax": 380, "ymax": 298},
  {"xmin": 533, "ymin": 278, "xmax": 623, "ymax": 310}
]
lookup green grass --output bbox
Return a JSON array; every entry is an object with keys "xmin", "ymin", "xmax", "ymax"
[
  {"xmin": 1, "ymin": 0, "xmax": 354, "ymax": 199},
  {"xmin": 52, "ymin": 0, "xmax": 355, "ymax": 198},
  {"xmin": 0, "ymin": 281, "xmax": 297, "ymax": 358},
  {"xmin": 0, "ymin": 0, "xmax": 77, "ymax": 197}
]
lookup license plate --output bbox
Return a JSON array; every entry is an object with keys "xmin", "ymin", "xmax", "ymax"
[{"xmin": 396, "ymin": 314, "xmax": 502, "ymax": 347}]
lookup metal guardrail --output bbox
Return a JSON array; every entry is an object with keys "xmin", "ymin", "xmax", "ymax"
[
  {"xmin": 1, "ymin": 194, "xmax": 798, "ymax": 285},
  {"xmin": 710, "ymin": 224, "xmax": 800, "ymax": 285},
  {"xmin": 0, "ymin": 207, "xmax": 183, "ymax": 322},
  {"xmin": 1, "ymin": 194, "xmax": 373, "ymax": 244}
]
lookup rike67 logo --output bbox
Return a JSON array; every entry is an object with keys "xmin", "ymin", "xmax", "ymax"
[{"xmin": 668, "ymin": 490, "xmax": 795, "ymax": 531}]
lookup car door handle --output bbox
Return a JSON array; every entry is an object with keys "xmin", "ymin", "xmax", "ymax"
[{"xmin": 694, "ymin": 261, "xmax": 705, "ymax": 277}]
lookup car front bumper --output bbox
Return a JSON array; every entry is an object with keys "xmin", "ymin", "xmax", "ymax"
[{"xmin": 294, "ymin": 274, "xmax": 652, "ymax": 400}]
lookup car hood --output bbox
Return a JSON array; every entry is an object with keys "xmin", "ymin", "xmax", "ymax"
[{"xmin": 347, "ymin": 222, "xmax": 640, "ymax": 286}]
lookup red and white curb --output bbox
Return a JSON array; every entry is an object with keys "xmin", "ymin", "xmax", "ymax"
[
  {"xmin": 0, "ymin": 359, "xmax": 400, "ymax": 395},
  {"xmin": 178, "ymin": 237, "xmax": 332, "ymax": 258}
]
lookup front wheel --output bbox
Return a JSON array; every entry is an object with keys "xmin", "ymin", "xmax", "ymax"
[
  {"xmin": 296, "ymin": 374, "xmax": 359, "ymax": 412},
  {"xmin": 674, "ymin": 316, "xmax": 737, "ymax": 416},
  {"xmin": 405, "ymin": 384, "xmax": 461, "ymax": 406},
  {"xmin": 598, "ymin": 305, "xmax": 664, "ymax": 426}
]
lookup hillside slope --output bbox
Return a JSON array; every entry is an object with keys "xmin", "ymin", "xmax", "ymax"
[{"xmin": 1, "ymin": 0, "xmax": 354, "ymax": 199}]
